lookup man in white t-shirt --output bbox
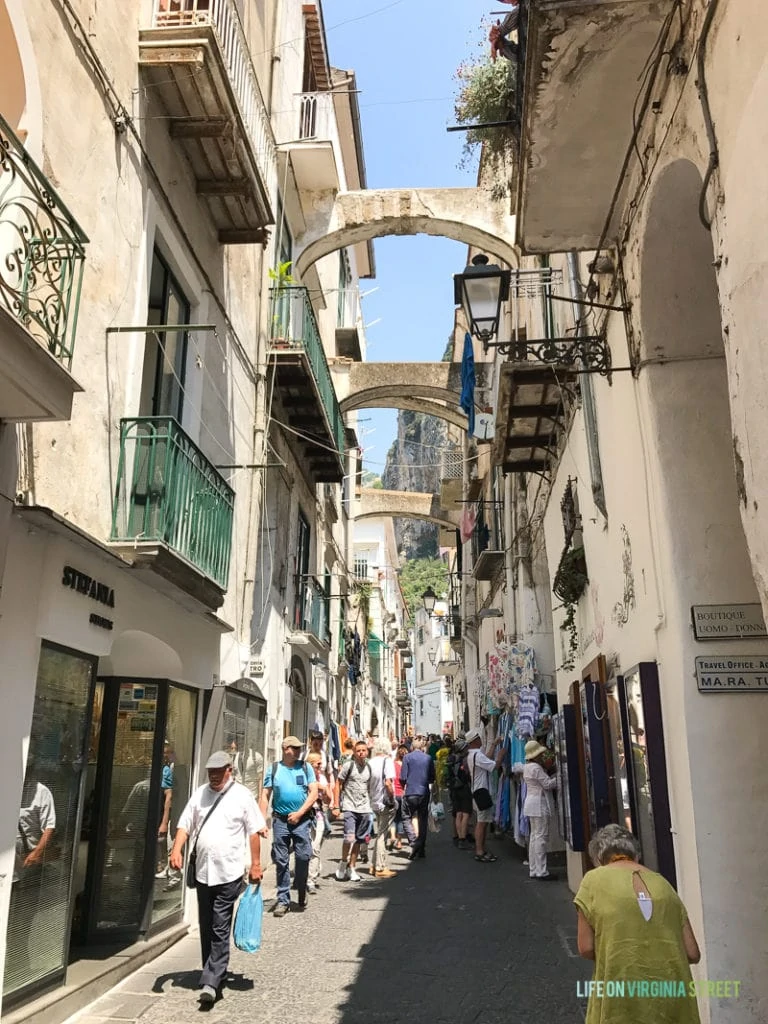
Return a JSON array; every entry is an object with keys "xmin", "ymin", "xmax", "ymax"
[
  {"xmin": 368, "ymin": 739, "xmax": 397, "ymax": 878},
  {"xmin": 170, "ymin": 751, "xmax": 265, "ymax": 1007},
  {"xmin": 465, "ymin": 728, "xmax": 504, "ymax": 863}
]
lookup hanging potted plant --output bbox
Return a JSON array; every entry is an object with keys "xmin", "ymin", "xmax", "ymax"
[
  {"xmin": 268, "ymin": 260, "xmax": 295, "ymax": 347},
  {"xmin": 553, "ymin": 546, "xmax": 588, "ymax": 670}
]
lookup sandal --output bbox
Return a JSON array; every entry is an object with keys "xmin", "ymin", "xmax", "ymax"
[{"xmin": 474, "ymin": 852, "xmax": 498, "ymax": 863}]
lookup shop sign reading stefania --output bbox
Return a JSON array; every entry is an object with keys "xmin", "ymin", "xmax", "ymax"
[{"xmin": 62, "ymin": 564, "xmax": 115, "ymax": 630}]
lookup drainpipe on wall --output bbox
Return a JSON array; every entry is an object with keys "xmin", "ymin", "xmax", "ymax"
[
  {"xmin": 504, "ymin": 473, "xmax": 518, "ymax": 639},
  {"xmin": 567, "ymin": 252, "xmax": 607, "ymax": 518}
]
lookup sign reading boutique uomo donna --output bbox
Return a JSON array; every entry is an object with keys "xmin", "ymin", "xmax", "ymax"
[
  {"xmin": 695, "ymin": 656, "xmax": 768, "ymax": 692},
  {"xmin": 691, "ymin": 603, "xmax": 767, "ymax": 640}
]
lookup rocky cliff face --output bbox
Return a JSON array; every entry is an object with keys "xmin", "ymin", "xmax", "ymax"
[{"xmin": 382, "ymin": 410, "xmax": 448, "ymax": 559}]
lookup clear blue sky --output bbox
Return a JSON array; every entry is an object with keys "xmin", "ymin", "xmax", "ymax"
[{"xmin": 323, "ymin": 0, "xmax": 490, "ymax": 473}]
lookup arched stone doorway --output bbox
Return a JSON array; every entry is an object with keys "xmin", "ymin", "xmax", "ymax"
[{"xmin": 638, "ymin": 157, "xmax": 767, "ymax": 1006}]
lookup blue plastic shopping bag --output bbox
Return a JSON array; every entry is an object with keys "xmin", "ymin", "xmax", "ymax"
[{"xmin": 233, "ymin": 883, "xmax": 263, "ymax": 953}]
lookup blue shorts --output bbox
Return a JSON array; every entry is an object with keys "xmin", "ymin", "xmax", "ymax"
[{"xmin": 343, "ymin": 810, "xmax": 370, "ymax": 844}]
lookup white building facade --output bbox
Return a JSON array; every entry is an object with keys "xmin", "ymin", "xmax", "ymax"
[{"xmin": 0, "ymin": 0, "xmax": 370, "ymax": 1016}]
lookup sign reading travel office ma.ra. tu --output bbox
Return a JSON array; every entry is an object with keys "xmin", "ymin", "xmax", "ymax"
[
  {"xmin": 695, "ymin": 656, "xmax": 768, "ymax": 693},
  {"xmin": 691, "ymin": 603, "xmax": 768, "ymax": 641}
]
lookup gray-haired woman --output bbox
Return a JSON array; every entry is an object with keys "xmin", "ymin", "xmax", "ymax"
[{"xmin": 574, "ymin": 824, "xmax": 701, "ymax": 1024}]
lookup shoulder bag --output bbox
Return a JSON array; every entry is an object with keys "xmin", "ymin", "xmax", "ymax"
[
  {"xmin": 470, "ymin": 751, "xmax": 493, "ymax": 812},
  {"xmin": 186, "ymin": 782, "xmax": 234, "ymax": 888},
  {"xmin": 381, "ymin": 757, "xmax": 395, "ymax": 809}
]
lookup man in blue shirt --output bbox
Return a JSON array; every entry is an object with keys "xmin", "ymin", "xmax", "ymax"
[
  {"xmin": 260, "ymin": 737, "xmax": 318, "ymax": 917},
  {"xmin": 400, "ymin": 737, "xmax": 436, "ymax": 859}
]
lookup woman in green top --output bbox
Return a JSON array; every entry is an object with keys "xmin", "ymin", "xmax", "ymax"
[{"xmin": 574, "ymin": 824, "xmax": 701, "ymax": 1024}]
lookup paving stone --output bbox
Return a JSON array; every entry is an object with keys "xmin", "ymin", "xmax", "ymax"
[{"xmin": 68, "ymin": 827, "xmax": 587, "ymax": 1024}]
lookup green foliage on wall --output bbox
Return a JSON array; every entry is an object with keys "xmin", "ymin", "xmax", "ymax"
[{"xmin": 399, "ymin": 558, "xmax": 449, "ymax": 621}]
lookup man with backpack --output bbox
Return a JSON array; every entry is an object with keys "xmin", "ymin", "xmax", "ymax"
[
  {"xmin": 332, "ymin": 739, "xmax": 372, "ymax": 881},
  {"xmin": 259, "ymin": 737, "xmax": 318, "ymax": 917},
  {"xmin": 447, "ymin": 736, "xmax": 473, "ymax": 849}
]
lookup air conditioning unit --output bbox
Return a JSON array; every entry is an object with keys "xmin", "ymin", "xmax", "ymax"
[{"xmin": 249, "ymin": 659, "xmax": 265, "ymax": 676}]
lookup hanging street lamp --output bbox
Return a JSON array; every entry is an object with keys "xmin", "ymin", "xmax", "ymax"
[
  {"xmin": 421, "ymin": 586, "xmax": 437, "ymax": 616},
  {"xmin": 454, "ymin": 254, "xmax": 511, "ymax": 347}
]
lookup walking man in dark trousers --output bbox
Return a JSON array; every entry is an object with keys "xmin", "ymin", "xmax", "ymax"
[
  {"xmin": 259, "ymin": 736, "xmax": 318, "ymax": 917},
  {"xmin": 400, "ymin": 736, "xmax": 436, "ymax": 859},
  {"xmin": 170, "ymin": 750, "xmax": 265, "ymax": 1006}
]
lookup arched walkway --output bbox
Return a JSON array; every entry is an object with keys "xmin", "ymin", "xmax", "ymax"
[
  {"xmin": 346, "ymin": 396, "xmax": 467, "ymax": 431},
  {"xmin": 355, "ymin": 488, "xmax": 457, "ymax": 532},
  {"xmin": 295, "ymin": 188, "xmax": 518, "ymax": 279}
]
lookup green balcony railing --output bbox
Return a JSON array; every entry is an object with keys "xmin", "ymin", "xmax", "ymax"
[
  {"xmin": 269, "ymin": 286, "xmax": 346, "ymax": 464},
  {"xmin": 0, "ymin": 114, "xmax": 88, "ymax": 368},
  {"xmin": 294, "ymin": 575, "xmax": 331, "ymax": 646},
  {"xmin": 111, "ymin": 417, "xmax": 235, "ymax": 589}
]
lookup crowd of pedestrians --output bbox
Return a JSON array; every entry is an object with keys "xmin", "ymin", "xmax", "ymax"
[{"xmin": 171, "ymin": 727, "xmax": 554, "ymax": 1007}]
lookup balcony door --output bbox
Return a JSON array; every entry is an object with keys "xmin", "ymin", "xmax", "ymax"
[
  {"xmin": 140, "ymin": 248, "xmax": 190, "ymax": 421},
  {"xmin": 293, "ymin": 511, "xmax": 311, "ymax": 629}
]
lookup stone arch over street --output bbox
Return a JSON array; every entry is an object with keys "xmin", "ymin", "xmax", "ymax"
[
  {"xmin": 355, "ymin": 488, "xmax": 457, "ymax": 532},
  {"xmin": 335, "ymin": 360, "xmax": 493, "ymax": 431},
  {"xmin": 295, "ymin": 188, "xmax": 518, "ymax": 279}
]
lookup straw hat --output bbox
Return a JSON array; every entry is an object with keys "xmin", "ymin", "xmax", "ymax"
[{"xmin": 524, "ymin": 740, "xmax": 548, "ymax": 762}]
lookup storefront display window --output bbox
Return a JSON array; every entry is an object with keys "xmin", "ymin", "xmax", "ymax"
[
  {"xmin": 152, "ymin": 685, "xmax": 197, "ymax": 925},
  {"xmin": 4, "ymin": 643, "xmax": 95, "ymax": 1001},
  {"xmin": 93, "ymin": 682, "xmax": 160, "ymax": 932},
  {"xmin": 624, "ymin": 668, "xmax": 658, "ymax": 871},
  {"xmin": 605, "ymin": 677, "xmax": 632, "ymax": 832}
]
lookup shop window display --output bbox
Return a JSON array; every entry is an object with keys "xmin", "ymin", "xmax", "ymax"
[
  {"xmin": 152, "ymin": 685, "xmax": 197, "ymax": 924},
  {"xmin": 4, "ymin": 643, "xmax": 95, "ymax": 1001}
]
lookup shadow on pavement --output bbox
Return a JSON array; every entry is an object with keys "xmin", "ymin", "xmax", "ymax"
[{"xmin": 333, "ymin": 829, "xmax": 586, "ymax": 1024}]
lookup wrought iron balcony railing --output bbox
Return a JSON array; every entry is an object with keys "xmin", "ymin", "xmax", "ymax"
[
  {"xmin": 491, "ymin": 334, "xmax": 611, "ymax": 375},
  {"xmin": 111, "ymin": 417, "xmax": 234, "ymax": 589},
  {"xmin": 150, "ymin": 0, "xmax": 277, "ymax": 207},
  {"xmin": 0, "ymin": 114, "xmax": 88, "ymax": 368},
  {"xmin": 269, "ymin": 286, "xmax": 346, "ymax": 459}
]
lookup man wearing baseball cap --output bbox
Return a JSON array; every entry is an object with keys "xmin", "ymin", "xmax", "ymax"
[
  {"xmin": 170, "ymin": 750, "xmax": 265, "ymax": 1006},
  {"xmin": 465, "ymin": 728, "xmax": 505, "ymax": 862},
  {"xmin": 259, "ymin": 737, "xmax": 318, "ymax": 917}
]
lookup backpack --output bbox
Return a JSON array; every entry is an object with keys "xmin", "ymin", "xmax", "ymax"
[
  {"xmin": 448, "ymin": 753, "xmax": 470, "ymax": 791},
  {"xmin": 270, "ymin": 759, "xmax": 309, "ymax": 794}
]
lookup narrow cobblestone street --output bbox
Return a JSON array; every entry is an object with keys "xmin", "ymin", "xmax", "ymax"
[{"xmin": 67, "ymin": 825, "xmax": 586, "ymax": 1024}]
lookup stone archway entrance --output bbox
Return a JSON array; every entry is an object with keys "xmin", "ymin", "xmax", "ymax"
[{"xmin": 638, "ymin": 157, "xmax": 766, "ymax": 1010}]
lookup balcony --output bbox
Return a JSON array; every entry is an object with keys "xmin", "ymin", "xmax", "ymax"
[
  {"xmin": 289, "ymin": 92, "xmax": 340, "ymax": 193},
  {"xmin": 440, "ymin": 446, "xmax": 463, "ymax": 510},
  {"xmin": 492, "ymin": 362, "xmax": 575, "ymax": 475},
  {"xmin": 139, "ymin": 0, "xmax": 276, "ymax": 244},
  {"xmin": 336, "ymin": 286, "xmax": 365, "ymax": 362},
  {"xmin": 292, "ymin": 576, "xmax": 331, "ymax": 650},
  {"xmin": 434, "ymin": 637, "xmax": 461, "ymax": 677},
  {"xmin": 472, "ymin": 502, "xmax": 505, "ymax": 582},
  {"xmin": 0, "ymin": 114, "xmax": 87, "ymax": 421},
  {"xmin": 110, "ymin": 417, "xmax": 234, "ymax": 608},
  {"xmin": 269, "ymin": 286, "xmax": 346, "ymax": 483},
  {"xmin": 516, "ymin": 1, "xmax": 676, "ymax": 252}
]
